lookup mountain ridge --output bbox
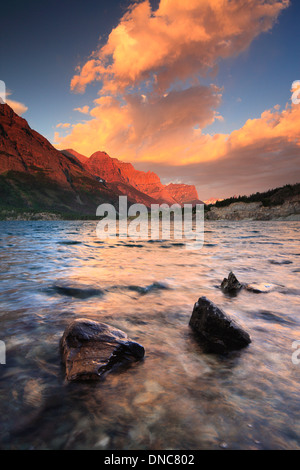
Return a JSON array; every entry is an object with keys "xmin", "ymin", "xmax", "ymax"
[
  {"xmin": 0, "ymin": 103, "xmax": 202, "ymax": 219},
  {"xmin": 62, "ymin": 148, "xmax": 202, "ymax": 206}
]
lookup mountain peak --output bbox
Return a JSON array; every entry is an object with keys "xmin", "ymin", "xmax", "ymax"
[
  {"xmin": 0, "ymin": 103, "xmax": 202, "ymax": 217},
  {"xmin": 90, "ymin": 150, "xmax": 110, "ymax": 159},
  {"xmin": 77, "ymin": 148, "xmax": 201, "ymax": 205},
  {"xmin": 165, "ymin": 183, "xmax": 202, "ymax": 205},
  {"xmin": 0, "ymin": 102, "xmax": 29, "ymax": 129}
]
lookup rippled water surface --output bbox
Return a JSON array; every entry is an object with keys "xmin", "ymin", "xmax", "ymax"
[{"xmin": 0, "ymin": 220, "xmax": 299, "ymax": 450}]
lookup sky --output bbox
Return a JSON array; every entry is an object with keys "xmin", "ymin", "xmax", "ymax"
[{"xmin": 1, "ymin": 0, "xmax": 300, "ymax": 200}]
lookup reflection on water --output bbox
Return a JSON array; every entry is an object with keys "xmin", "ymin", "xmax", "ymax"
[{"xmin": 0, "ymin": 220, "xmax": 299, "ymax": 450}]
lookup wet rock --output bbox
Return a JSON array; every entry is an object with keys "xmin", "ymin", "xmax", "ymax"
[
  {"xmin": 60, "ymin": 319, "xmax": 145, "ymax": 382},
  {"xmin": 221, "ymin": 272, "xmax": 278, "ymax": 295},
  {"xmin": 189, "ymin": 297, "xmax": 251, "ymax": 353},
  {"xmin": 245, "ymin": 283, "xmax": 277, "ymax": 294},
  {"xmin": 221, "ymin": 272, "xmax": 244, "ymax": 294}
]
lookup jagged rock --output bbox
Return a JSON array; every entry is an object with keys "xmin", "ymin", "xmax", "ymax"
[
  {"xmin": 165, "ymin": 183, "xmax": 202, "ymax": 206},
  {"xmin": 0, "ymin": 102, "xmax": 121, "ymax": 216},
  {"xmin": 221, "ymin": 272, "xmax": 244, "ymax": 294},
  {"xmin": 0, "ymin": 103, "xmax": 201, "ymax": 218},
  {"xmin": 189, "ymin": 296, "xmax": 251, "ymax": 353},
  {"xmin": 60, "ymin": 319, "xmax": 145, "ymax": 381},
  {"xmin": 67, "ymin": 149, "xmax": 202, "ymax": 207},
  {"xmin": 221, "ymin": 271, "xmax": 279, "ymax": 295}
]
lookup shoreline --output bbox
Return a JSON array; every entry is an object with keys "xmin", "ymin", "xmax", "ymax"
[
  {"xmin": 1, "ymin": 196, "xmax": 300, "ymax": 222},
  {"xmin": 1, "ymin": 213, "xmax": 299, "ymax": 222}
]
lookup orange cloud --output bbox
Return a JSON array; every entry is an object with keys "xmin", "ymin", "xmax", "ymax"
[
  {"xmin": 56, "ymin": 93, "xmax": 300, "ymax": 168},
  {"xmin": 71, "ymin": 60, "xmax": 106, "ymax": 94},
  {"xmin": 56, "ymin": 98, "xmax": 300, "ymax": 196},
  {"xmin": 6, "ymin": 98, "xmax": 28, "ymax": 116},
  {"xmin": 55, "ymin": 0, "xmax": 297, "ymax": 199},
  {"xmin": 74, "ymin": 105, "xmax": 90, "ymax": 114},
  {"xmin": 62, "ymin": 0, "xmax": 290, "ymax": 163},
  {"xmin": 71, "ymin": 0, "xmax": 289, "ymax": 94},
  {"xmin": 136, "ymin": 102, "xmax": 300, "ymax": 199},
  {"xmin": 56, "ymin": 122, "xmax": 71, "ymax": 128},
  {"xmin": 56, "ymin": 84, "xmax": 223, "ymax": 160}
]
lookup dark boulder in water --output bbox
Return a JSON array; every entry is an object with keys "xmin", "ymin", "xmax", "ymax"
[
  {"xmin": 189, "ymin": 297, "xmax": 251, "ymax": 353},
  {"xmin": 221, "ymin": 272, "xmax": 244, "ymax": 294},
  {"xmin": 60, "ymin": 319, "xmax": 145, "ymax": 382}
]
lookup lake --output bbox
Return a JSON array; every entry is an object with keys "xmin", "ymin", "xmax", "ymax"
[{"xmin": 0, "ymin": 220, "xmax": 299, "ymax": 450}]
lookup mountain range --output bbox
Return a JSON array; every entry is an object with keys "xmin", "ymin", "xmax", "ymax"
[{"xmin": 0, "ymin": 103, "xmax": 202, "ymax": 218}]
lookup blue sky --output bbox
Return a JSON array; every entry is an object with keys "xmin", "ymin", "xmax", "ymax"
[{"xmin": 1, "ymin": 0, "xmax": 131, "ymax": 138}]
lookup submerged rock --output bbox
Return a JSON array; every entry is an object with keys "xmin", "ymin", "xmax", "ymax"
[
  {"xmin": 52, "ymin": 283, "xmax": 104, "ymax": 299},
  {"xmin": 221, "ymin": 272, "xmax": 279, "ymax": 295},
  {"xmin": 60, "ymin": 319, "xmax": 145, "ymax": 381},
  {"xmin": 127, "ymin": 282, "xmax": 169, "ymax": 295},
  {"xmin": 245, "ymin": 283, "xmax": 278, "ymax": 294},
  {"xmin": 189, "ymin": 297, "xmax": 251, "ymax": 353},
  {"xmin": 221, "ymin": 272, "xmax": 244, "ymax": 294}
]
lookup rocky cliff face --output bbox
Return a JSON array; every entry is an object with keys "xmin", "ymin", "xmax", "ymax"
[
  {"xmin": 206, "ymin": 197, "xmax": 300, "ymax": 221},
  {"xmin": 0, "ymin": 103, "xmax": 202, "ymax": 217},
  {"xmin": 65, "ymin": 149, "xmax": 202, "ymax": 206},
  {"xmin": 0, "ymin": 103, "xmax": 121, "ymax": 215},
  {"xmin": 0, "ymin": 104, "xmax": 85, "ymax": 185},
  {"xmin": 165, "ymin": 183, "xmax": 201, "ymax": 205},
  {"xmin": 61, "ymin": 148, "xmax": 89, "ymax": 165}
]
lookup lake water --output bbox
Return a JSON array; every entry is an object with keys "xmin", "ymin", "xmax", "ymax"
[{"xmin": 0, "ymin": 220, "xmax": 299, "ymax": 450}]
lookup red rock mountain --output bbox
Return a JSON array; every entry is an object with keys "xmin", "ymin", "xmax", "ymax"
[
  {"xmin": 61, "ymin": 148, "xmax": 89, "ymax": 165},
  {"xmin": 0, "ymin": 103, "xmax": 202, "ymax": 217},
  {"xmin": 63, "ymin": 149, "xmax": 203, "ymax": 206},
  {"xmin": 0, "ymin": 104, "xmax": 120, "ymax": 215},
  {"xmin": 0, "ymin": 104, "xmax": 83, "ymax": 185},
  {"xmin": 165, "ymin": 183, "xmax": 201, "ymax": 206}
]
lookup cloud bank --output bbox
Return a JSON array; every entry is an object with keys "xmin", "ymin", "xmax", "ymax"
[
  {"xmin": 71, "ymin": 0, "xmax": 289, "ymax": 95},
  {"xmin": 55, "ymin": 0, "xmax": 298, "ymax": 199}
]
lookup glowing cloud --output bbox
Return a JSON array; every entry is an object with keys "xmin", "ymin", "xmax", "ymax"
[
  {"xmin": 71, "ymin": 0, "xmax": 289, "ymax": 94},
  {"xmin": 74, "ymin": 105, "xmax": 90, "ymax": 114},
  {"xmin": 56, "ymin": 122, "xmax": 71, "ymax": 128},
  {"xmin": 6, "ymin": 99, "xmax": 28, "ymax": 116},
  {"xmin": 55, "ymin": 0, "xmax": 296, "ymax": 199},
  {"xmin": 57, "ymin": 85, "xmax": 223, "ymax": 160}
]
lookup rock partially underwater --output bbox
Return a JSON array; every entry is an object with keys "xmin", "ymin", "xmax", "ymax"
[
  {"xmin": 189, "ymin": 296, "xmax": 251, "ymax": 353},
  {"xmin": 221, "ymin": 272, "xmax": 243, "ymax": 294},
  {"xmin": 221, "ymin": 271, "xmax": 280, "ymax": 295},
  {"xmin": 60, "ymin": 319, "xmax": 145, "ymax": 382}
]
